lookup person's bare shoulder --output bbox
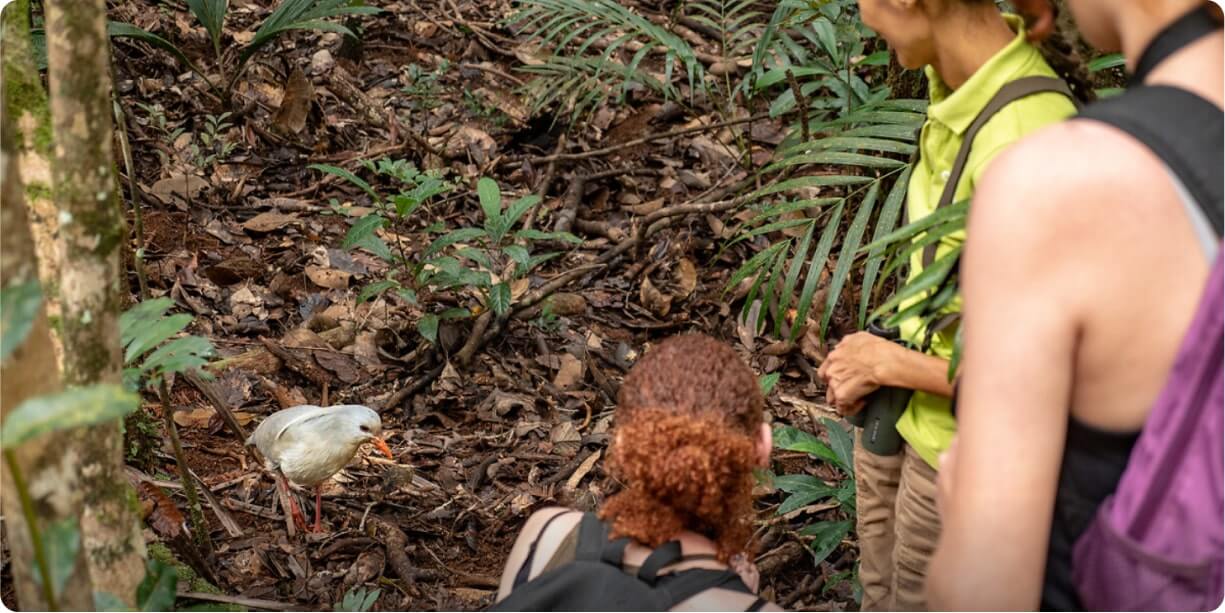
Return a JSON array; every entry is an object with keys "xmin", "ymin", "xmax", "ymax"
[{"xmin": 970, "ymin": 118, "xmax": 1171, "ymax": 257}]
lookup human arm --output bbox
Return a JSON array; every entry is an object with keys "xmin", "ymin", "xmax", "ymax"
[
  {"xmin": 925, "ymin": 142, "xmax": 1079, "ymax": 611},
  {"xmin": 817, "ymin": 331, "xmax": 954, "ymax": 414},
  {"xmin": 496, "ymin": 507, "xmax": 573, "ymax": 601}
]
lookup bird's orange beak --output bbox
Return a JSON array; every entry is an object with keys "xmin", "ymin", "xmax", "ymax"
[{"xmin": 372, "ymin": 436, "xmax": 393, "ymax": 459}]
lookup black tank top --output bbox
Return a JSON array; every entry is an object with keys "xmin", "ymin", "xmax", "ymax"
[
  {"xmin": 1037, "ymin": 6, "xmax": 1221, "ymax": 610},
  {"xmin": 1041, "ymin": 419, "xmax": 1138, "ymax": 610}
]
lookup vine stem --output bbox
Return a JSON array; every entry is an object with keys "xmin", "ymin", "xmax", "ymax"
[
  {"xmin": 157, "ymin": 378, "xmax": 212, "ymax": 553},
  {"xmin": 4, "ymin": 449, "xmax": 58, "ymax": 611}
]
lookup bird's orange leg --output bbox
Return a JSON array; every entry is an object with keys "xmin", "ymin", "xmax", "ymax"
[{"xmin": 276, "ymin": 470, "xmax": 309, "ymax": 533}]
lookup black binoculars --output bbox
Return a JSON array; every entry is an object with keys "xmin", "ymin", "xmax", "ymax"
[{"xmin": 844, "ymin": 323, "xmax": 914, "ymax": 456}]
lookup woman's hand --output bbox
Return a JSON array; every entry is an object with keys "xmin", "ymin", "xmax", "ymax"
[{"xmin": 817, "ymin": 331, "xmax": 903, "ymax": 414}]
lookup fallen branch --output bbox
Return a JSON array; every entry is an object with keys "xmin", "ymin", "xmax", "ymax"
[
  {"xmin": 513, "ymin": 112, "xmax": 771, "ymax": 166},
  {"xmin": 364, "ymin": 514, "xmax": 417, "ymax": 590},
  {"xmin": 183, "ymin": 370, "xmax": 259, "ymax": 466},
  {"xmin": 177, "ymin": 592, "xmax": 297, "ymax": 611}
]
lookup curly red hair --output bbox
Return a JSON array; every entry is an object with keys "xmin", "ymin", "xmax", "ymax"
[{"xmin": 600, "ymin": 334, "xmax": 764, "ymax": 561}]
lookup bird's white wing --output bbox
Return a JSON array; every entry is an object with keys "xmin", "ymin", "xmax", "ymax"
[
  {"xmin": 273, "ymin": 406, "xmax": 338, "ymax": 443},
  {"xmin": 249, "ymin": 405, "xmax": 328, "ymax": 461}
]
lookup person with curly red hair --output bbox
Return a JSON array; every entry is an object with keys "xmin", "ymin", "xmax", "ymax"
[{"xmin": 494, "ymin": 334, "xmax": 781, "ymax": 611}]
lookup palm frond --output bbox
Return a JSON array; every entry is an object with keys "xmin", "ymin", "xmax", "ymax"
[{"xmin": 511, "ymin": 0, "xmax": 705, "ymax": 119}]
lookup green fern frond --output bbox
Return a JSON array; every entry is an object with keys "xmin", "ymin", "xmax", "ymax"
[{"xmin": 511, "ymin": 0, "xmax": 706, "ymax": 119}]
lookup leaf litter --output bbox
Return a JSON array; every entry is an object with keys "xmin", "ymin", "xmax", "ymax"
[{"xmin": 18, "ymin": 0, "xmax": 880, "ymax": 609}]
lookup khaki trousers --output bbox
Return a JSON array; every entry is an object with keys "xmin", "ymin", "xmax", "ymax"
[{"xmin": 854, "ymin": 437, "xmax": 942, "ymax": 611}]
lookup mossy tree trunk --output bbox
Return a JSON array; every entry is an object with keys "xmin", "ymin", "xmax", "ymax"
[
  {"xmin": 44, "ymin": 0, "xmax": 148, "ymax": 604},
  {"xmin": 1, "ymin": 4, "xmax": 96, "ymax": 609}
]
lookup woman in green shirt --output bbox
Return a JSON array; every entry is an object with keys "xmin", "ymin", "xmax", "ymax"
[{"xmin": 814, "ymin": 0, "xmax": 1090, "ymax": 609}]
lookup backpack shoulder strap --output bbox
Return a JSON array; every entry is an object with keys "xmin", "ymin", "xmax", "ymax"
[
  {"xmin": 922, "ymin": 76, "xmax": 1080, "ymax": 266},
  {"xmin": 655, "ymin": 568, "xmax": 753, "ymax": 609},
  {"xmin": 1077, "ymin": 85, "xmax": 1224, "ymax": 246},
  {"xmin": 569, "ymin": 512, "xmax": 634, "ymax": 567}
]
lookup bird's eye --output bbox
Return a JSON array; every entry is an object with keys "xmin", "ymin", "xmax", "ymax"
[{"xmin": 359, "ymin": 425, "xmax": 370, "ymax": 433}]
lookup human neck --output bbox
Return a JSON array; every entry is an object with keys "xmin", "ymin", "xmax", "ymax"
[
  {"xmin": 929, "ymin": 7, "xmax": 1017, "ymax": 90},
  {"xmin": 1117, "ymin": 0, "xmax": 1205, "ymax": 72},
  {"xmin": 1117, "ymin": 1, "xmax": 1224, "ymax": 107}
]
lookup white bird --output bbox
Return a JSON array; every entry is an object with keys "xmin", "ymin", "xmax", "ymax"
[{"xmin": 247, "ymin": 404, "xmax": 393, "ymax": 533}]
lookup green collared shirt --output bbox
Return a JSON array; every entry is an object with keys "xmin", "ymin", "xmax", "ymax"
[{"xmin": 895, "ymin": 14, "xmax": 1078, "ymax": 468}]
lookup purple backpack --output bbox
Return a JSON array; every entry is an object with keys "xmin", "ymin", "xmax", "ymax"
[
  {"xmin": 1071, "ymin": 254, "xmax": 1223, "ymax": 611},
  {"xmin": 1069, "ymin": 66, "xmax": 1224, "ymax": 612}
]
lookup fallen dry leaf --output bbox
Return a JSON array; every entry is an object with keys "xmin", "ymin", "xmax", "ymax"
[
  {"xmin": 230, "ymin": 286, "xmax": 267, "ymax": 319},
  {"xmin": 273, "ymin": 66, "xmax": 314, "ymax": 134},
  {"xmin": 304, "ymin": 265, "xmax": 351, "ymax": 290},
  {"xmin": 623, "ymin": 198, "xmax": 665, "ymax": 216},
  {"xmin": 565, "ymin": 449, "xmax": 601, "ymax": 490},
  {"xmin": 150, "ymin": 174, "xmax": 208, "ymax": 205},
  {"xmin": 242, "ymin": 211, "xmax": 299, "ymax": 233},
  {"xmin": 673, "ymin": 258, "xmax": 698, "ymax": 300},
  {"xmin": 544, "ymin": 292, "xmax": 587, "ymax": 316},
  {"xmin": 444, "ymin": 126, "xmax": 497, "ymax": 163},
  {"xmin": 511, "ymin": 277, "xmax": 530, "ymax": 301},
  {"xmin": 553, "ymin": 353, "xmax": 585, "ymax": 389},
  {"xmin": 640, "ymin": 277, "xmax": 672, "ymax": 317},
  {"xmin": 549, "ymin": 419, "xmax": 582, "ymax": 454},
  {"xmin": 173, "ymin": 407, "xmax": 255, "ymax": 428},
  {"xmin": 314, "ymin": 348, "xmax": 362, "ymax": 385},
  {"xmin": 137, "ymin": 481, "xmax": 185, "ymax": 538}
]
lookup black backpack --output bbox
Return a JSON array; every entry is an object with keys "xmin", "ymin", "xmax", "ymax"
[{"xmin": 489, "ymin": 513, "xmax": 766, "ymax": 612}]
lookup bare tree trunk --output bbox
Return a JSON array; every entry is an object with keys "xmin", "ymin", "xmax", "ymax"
[
  {"xmin": 44, "ymin": 0, "xmax": 147, "ymax": 603},
  {"xmin": 1, "ymin": 4, "xmax": 96, "ymax": 608}
]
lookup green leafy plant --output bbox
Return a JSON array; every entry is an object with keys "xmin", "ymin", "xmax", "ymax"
[
  {"xmin": 192, "ymin": 112, "xmax": 238, "ymax": 169},
  {"xmin": 725, "ymin": 98, "xmax": 924, "ymax": 343},
  {"xmin": 746, "ymin": 0, "xmax": 885, "ymax": 116},
  {"xmin": 334, "ymin": 587, "xmax": 381, "ymax": 612},
  {"xmin": 772, "ymin": 418, "xmax": 856, "ymax": 565},
  {"xmin": 462, "ymin": 90, "xmax": 511, "ymax": 128},
  {"xmin": 134, "ymin": 103, "xmax": 187, "ymax": 165},
  {"xmin": 120, "ymin": 298, "xmax": 216, "ymax": 389},
  {"xmin": 119, "ymin": 298, "xmax": 217, "ymax": 551},
  {"xmin": 0, "ymin": 278, "xmax": 42, "ymax": 361},
  {"xmin": 854, "ymin": 195, "xmax": 968, "ymax": 378},
  {"xmin": 310, "ymin": 158, "xmax": 453, "ymax": 305},
  {"xmin": 413, "ymin": 177, "xmax": 580, "ymax": 333},
  {"xmin": 312, "ymin": 164, "xmax": 580, "ymax": 344},
  {"xmin": 509, "ymin": 0, "xmax": 706, "ymax": 121},
  {"xmin": 94, "ymin": 558, "xmax": 179, "ymax": 612},
  {"xmin": 109, "ymin": 0, "xmax": 380, "ymax": 101},
  {"xmin": 402, "ymin": 60, "xmax": 452, "ymax": 111}
]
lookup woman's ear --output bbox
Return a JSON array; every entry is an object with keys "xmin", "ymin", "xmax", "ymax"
[
  {"xmin": 1013, "ymin": 0, "xmax": 1056, "ymax": 42},
  {"xmin": 756, "ymin": 423, "xmax": 773, "ymax": 467}
]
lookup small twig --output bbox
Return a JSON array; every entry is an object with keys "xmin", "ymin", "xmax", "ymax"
[
  {"xmin": 177, "ymin": 592, "xmax": 297, "ymax": 611},
  {"xmin": 183, "ymin": 370, "xmax": 261, "ymax": 467},
  {"xmin": 185, "ymin": 466, "xmax": 243, "ymax": 538},
  {"xmin": 552, "ymin": 174, "xmax": 586, "ymax": 235},
  {"xmin": 515, "ymin": 112, "xmax": 771, "ymax": 165},
  {"xmin": 388, "ymin": 358, "xmax": 447, "ymax": 411},
  {"xmin": 521, "ymin": 134, "xmax": 566, "ymax": 234},
  {"xmin": 454, "ymin": 310, "xmax": 492, "ymax": 367},
  {"xmin": 113, "ymin": 95, "xmax": 148, "ymax": 300},
  {"xmin": 158, "ymin": 378, "xmax": 213, "ymax": 553},
  {"xmin": 460, "ymin": 62, "xmax": 526, "ymax": 87}
]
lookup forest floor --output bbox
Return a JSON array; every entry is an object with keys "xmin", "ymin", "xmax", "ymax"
[{"xmin": 4, "ymin": 0, "xmax": 865, "ymax": 610}]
